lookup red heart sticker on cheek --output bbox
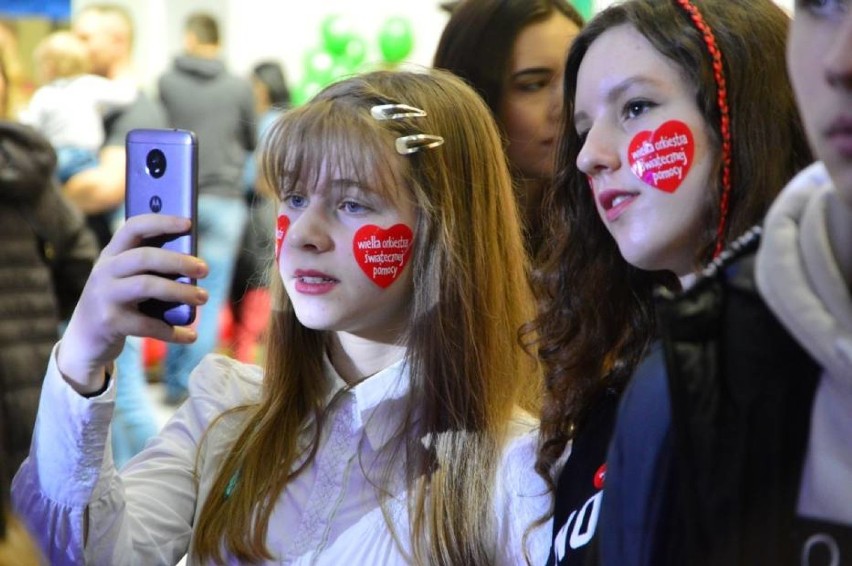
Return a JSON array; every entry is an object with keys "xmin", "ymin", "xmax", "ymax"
[
  {"xmin": 275, "ymin": 214, "xmax": 290, "ymax": 263},
  {"xmin": 627, "ymin": 120, "xmax": 695, "ymax": 193},
  {"xmin": 353, "ymin": 224, "xmax": 414, "ymax": 289}
]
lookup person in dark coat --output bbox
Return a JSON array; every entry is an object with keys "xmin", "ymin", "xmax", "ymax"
[{"xmin": 0, "ymin": 120, "xmax": 98, "ymax": 495}]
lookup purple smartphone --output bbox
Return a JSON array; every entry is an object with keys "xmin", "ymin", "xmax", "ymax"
[{"xmin": 125, "ymin": 128, "xmax": 198, "ymax": 326}]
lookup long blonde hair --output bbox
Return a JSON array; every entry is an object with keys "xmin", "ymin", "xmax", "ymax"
[{"xmin": 193, "ymin": 69, "xmax": 540, "ymax": 564}]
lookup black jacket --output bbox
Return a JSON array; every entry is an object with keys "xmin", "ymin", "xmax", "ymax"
[
  {"xmin": 600, "ymin": 229, "xmax": 823, "ymax": 566},
  {"xmin": 0, "ymin": 121, "xmax": 97, "ymax": 496}
]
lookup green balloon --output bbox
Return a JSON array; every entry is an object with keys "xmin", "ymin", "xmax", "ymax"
[
  {"xmin": 378, "ymin": 16, "xmax": 414, "ymax": 64},
  {"xmin": 571, "ymin": 0, "xmax": 594, "ymax": 19},
  {"xmin": 291, "ymin": 79, "xmax": 324, "ymax": 106},
  {"xmin": 331, "ymin": 63, "xmax": 353, "ymax": 82},
  {"xmin": 338, "ymin": 35, "xmax": 367, "ymax": 71},
  {"xmin": 303, "ymin": 47, "xmax": 335, "ymax": 84},
  {"xmin": 320, "ymin": 15, "xmax": 353, "ymax": 57}
]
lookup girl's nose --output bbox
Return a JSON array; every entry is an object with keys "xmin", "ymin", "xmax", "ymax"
[
  {"xmin": 547, "ymin": 74, "xmax": 565, "ymax": 123},
  {"xmin": 286, "ymin": 203, "xmax": 333, "ymax": 253},
  {"xmin": 576, "ymin": 122, "xmax": 621, "ymax": 178},
  {"xmin": 824, "ymin": 11, "xmax": 852, "ymax": 90}
]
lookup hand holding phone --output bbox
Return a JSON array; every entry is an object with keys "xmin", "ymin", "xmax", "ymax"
[{"xmin": 125, "ymin": 128, "xmax": 198, "ymax": 326}]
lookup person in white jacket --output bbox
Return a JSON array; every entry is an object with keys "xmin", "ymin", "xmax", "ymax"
[
  {"xmin": 11, "ymin": 69, "xmax": 551, "ymax": 565},
  {"xmin": 755, "ymin": 0, "xmax": 852, "ymax": 546}
]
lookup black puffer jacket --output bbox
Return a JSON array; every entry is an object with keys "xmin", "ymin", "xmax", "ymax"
[
  {"xmin": 0, "ymin": 121, "xmax": 97, "ymax": 495},
  {"xmin": 658, "ymin": 231, "xmax": 821, "ymax": 566},
  {"xmin": 600, "ymin": 229, "xmax": 823, "ymax": 566}
]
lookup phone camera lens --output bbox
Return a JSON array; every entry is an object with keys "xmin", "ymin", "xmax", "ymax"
[{"xmin": 146, "ymin": 149, "xmax": 167, "ymax": 179}]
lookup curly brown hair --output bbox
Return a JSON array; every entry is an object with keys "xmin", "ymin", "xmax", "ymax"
[{"xmin": 531, "ymin": 0, "xmax": 812, "ymax": 487}]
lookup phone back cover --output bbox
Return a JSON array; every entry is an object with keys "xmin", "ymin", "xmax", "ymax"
[{"xmin": 126, "ymin": 128, "xmax": 198, "ymax": 325}]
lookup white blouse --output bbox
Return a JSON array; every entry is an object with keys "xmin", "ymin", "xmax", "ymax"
[{"xmin": 12, "ymin": 347, "xmax": 552, "ymax": 565}]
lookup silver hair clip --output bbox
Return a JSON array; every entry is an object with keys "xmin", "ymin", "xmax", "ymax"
[
  {"xmin": 370, "ymin": 103, "xmax": 444, "ymax": 155},
  {"xmin": 395, "ymin": 134, "xmax": 445, "ymax": 155},
  {"xmin": 370, "ymin": 103, "xmax": 428, "ymax": 121}
]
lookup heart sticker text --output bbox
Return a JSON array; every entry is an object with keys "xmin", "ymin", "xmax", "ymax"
[
  {"xmin": 627, "ymin": 120, "xmax": 695, "ymax": 193},
  {"xmin": 353, "ymin": 224, "xmax": 413, "ymax": 288}
]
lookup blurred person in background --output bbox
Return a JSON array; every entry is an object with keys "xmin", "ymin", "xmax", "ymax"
[
  {"xmin": 227, "ymin": 60, "xmax": 291, "ymax": 363},
  {"xmin": 0, "ymin": 502, "xmax": 41, "ymax": 566},
  {"xmin": 158, "ymin": 12, "xmax": 255, "ymax": 404},
  {"xmin": 0, "ymin": 91, "xmax": 98, "ymax": 501},
  {"xmin": 0, "ymin": 20, "xmax": 27, "ymax": 120},
  {"xmin": 70, "ymin": 3, "xmax": 167, "ymax": 246},
  {"xmin": 19, "ymin": 30, "xmax": 136, "ymax": 184},
  {"xmin": 434, "ymin": 0, "xmax": 584, "ymax": 254},
  {"xmin": 72, "ymin": 3, "xmax": 167, "ymax": 468}
]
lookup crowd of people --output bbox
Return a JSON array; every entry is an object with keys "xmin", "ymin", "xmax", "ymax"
[{"xmin": 0, "ymin": 0, "xmax": 849, "ymax": 564}]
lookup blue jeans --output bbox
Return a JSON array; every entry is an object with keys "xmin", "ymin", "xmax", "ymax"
[
  {"xmin": 164, "ymin": 195, "xmax": 248, "ymax": 401},
  {"xmin": 111, "ymin": 336, "xmax": 159, "ymax": 468},
  {"xmin": 56, "ymin": 146, "xmax": 98, "ymax": 184}
]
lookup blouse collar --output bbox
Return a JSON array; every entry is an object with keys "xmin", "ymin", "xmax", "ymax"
[{"xmin": 321, "ymin": 355, "xmax": 412, "ymax": 451}]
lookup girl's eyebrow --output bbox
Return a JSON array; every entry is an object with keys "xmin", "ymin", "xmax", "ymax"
[
  {"xmin": 327, "ymin": 178, "xmax": 385, "ymax": 201},
  {"xmin": 510, "ymin": 67, "xmax": 553, "ymax": 81},
  {"xmin": 328, "ymin": 178, "xmax": 368, "ymax": 190},
  {"xmin": 573, "ymin": 75, "xmax": 660, "ymax": 123},
  {"xmin": 280, "ymin": 177, "xmax": 371, "ymax": 195}
]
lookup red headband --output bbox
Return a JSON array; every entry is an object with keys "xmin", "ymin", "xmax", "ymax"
[{"xmin": 675, "ymin": 0, "xmax": 732, "ymax": 258}]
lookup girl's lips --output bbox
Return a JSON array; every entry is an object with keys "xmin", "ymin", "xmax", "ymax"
[
  {"xmin": 598, "ymin": 189, "xmax": 639, "ymax": 222},
  {"xmin": 826, "ymin": 117, "xmax": 852, "ymax": 158},
  {"xmin": 293, "ymin": 269, "xmax": 339, "ymax": 295},
  {"xmin": 294, "ymin": 269, "xmax": 336, "ymax": 280},
  {"xmin": 826, "ymin": 116, "xmax": 852, "ymax": 135}
]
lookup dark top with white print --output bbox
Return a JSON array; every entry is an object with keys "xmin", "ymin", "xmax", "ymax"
[{"xmin": 546, "ymin": 389, "xmax": 620, "ymax": 566}]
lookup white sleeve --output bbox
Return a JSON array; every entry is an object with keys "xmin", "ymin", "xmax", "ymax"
[
  {"xmin": 492, "ymin": 429, "xmax": 554, "ymax": 566},
  {"xmin": 11, "ymin": 342, "xmax": 119, "ymax": 564},
  {"xmin": 16, "ymin": 88, "xmax": 49, "ymax": 131},
  {"xmin": 12, "ymin": 349, "xmax": 255, "ymax": 565},
  {"xmin": 79, "ymin": 75, "xmax": 139, "ymax": 111}
]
